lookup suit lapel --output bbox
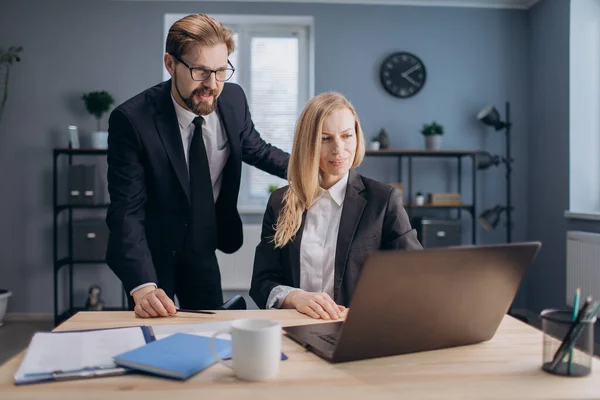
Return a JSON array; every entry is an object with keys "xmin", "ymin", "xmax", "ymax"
[
  {"xmin": 217, "ymin": 98, "xmax": 242, "ymax": 181},
  {"xmin": 288, "ymin": 212, "xmax": 307, "ymax": 287},
  {"xmin": 153, "ymin": 80, "xmax": 191, "ymax": 202},
  {"xmin": 334, "ymin": 170, "xmax": 367, "ymax": 302}
]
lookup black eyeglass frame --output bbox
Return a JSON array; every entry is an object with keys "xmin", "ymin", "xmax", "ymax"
[{"xmin": 172, "ymin": 54, "xmax": 235, "ymax": 82}]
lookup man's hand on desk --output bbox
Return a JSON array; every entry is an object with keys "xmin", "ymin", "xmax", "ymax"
[
  {"xmin": 282, "ymin": 290, "xmax": 345, "ymax": 320},
  {"xmin": 132, "ymin": 287, "xmax": 177, "ymax": 318}
]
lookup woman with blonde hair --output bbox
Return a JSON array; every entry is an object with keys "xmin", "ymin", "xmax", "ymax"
[{"xmin": 250, "ymin": 92, "xmax": 422, "ymax": 320}]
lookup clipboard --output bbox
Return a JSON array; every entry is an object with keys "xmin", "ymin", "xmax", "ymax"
[{"xmin": 14, "ymin": 326, "xmax": 155, "ymax": 385}]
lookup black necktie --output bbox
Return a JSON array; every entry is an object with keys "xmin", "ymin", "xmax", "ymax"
[{"xmin": 189, "ymin": 116, "xmax": 217, "ymax": 250}]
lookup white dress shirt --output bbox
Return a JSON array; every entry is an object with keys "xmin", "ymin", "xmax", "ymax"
[
  {"xmin": 266, "ymin": 173, "xmax": 349, "ymax": 308},
  {"xmin": 130, "ymin": 96, "xmax": 230, "ymax": 296}
]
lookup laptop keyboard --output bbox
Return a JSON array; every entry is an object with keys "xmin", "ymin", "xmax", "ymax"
[{"xmin": 318, "ymin": 333, "xmax": 340, "ymax": 346}]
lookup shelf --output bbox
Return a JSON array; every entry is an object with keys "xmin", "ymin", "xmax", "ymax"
[
  {"xmin": 54, "ymin": 148, "xmax": 107, "ymax": 156},
  {"xmin": 366, "ymin": 149, "xmax": 478, "ymax": 157},
  {"xmin": 55, "ymin": 306, "xmax": 128, "ymax": 326},
  {"xmin": 405, "ymin": 204, "xmax": 473, "ymax": 210},
  {"xmin": 56, "ymin": 203, "xmax": 110, "ymax": 213}
]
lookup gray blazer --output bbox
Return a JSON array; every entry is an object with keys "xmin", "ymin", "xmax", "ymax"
[{"xmin": 250, "ymin": 169, "xmax": 423, "ymax": 309}]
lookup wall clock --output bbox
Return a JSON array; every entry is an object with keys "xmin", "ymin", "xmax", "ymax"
[{"xmin": 379, "ymin": 52, "xmax": 426, "ymax": 99}]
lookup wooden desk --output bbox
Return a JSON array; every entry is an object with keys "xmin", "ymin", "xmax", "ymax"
[{"xmin": 0, "ymin": 310, "xmax": 598, "ymax": 399}]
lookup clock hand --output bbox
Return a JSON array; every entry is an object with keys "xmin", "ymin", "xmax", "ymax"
[
  {"xmin": 403, "ymin": 75, "xmax": 418, "ymax": 86},
  {"xmin": 401, "ymin": 64, "xmax": 421, "ymax": 78}
]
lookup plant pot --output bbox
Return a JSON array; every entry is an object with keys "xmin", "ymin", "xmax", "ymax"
[
  {"xmin": 425, "ymin": 135, "xmax": 442, "ymax": 151},
  {"xmin": 0, "ymin": 289, "xmax": 12, "ymax": 327},
  {"xmin": 369, "ymin": 141, "xmax": 380, "ymax": 151},
  {"xmin": 415, "ymin": 195, "xmax": 425, "ymax": 206},
  {"xmin": 90, "ymin": 131, "xmax": 109, "ymax": 149}
]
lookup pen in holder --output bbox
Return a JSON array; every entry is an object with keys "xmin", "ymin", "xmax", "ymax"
[{"xmin": 541, "ymin": 308, "xmax": 596, "ymax": 377}]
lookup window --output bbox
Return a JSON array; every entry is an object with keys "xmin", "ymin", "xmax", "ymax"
[{"xmin": 164, "ymin": 14, "xmax": 315, "ymax": 212}]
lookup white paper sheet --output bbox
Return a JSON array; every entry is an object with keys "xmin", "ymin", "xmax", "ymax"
[
  {"xmin": 15, "ymin": 327, "xmax": 147, "ymax": 376},
  {"xmin": 150, "ymin": 321, "xmax": 233, "ymax": 341}
]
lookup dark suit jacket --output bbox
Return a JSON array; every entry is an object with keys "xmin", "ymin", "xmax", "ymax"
[
  {"xmin": 105, "ymin": 80, "xmax": 289, "ymax": 294},
  {"xmin": 250, "ymin": 170, "xmax": 423, "ymax": 309}
]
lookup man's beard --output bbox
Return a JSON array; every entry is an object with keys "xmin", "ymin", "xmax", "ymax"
[{"xmin": 174, "ymin": 76, "xmax": 219, "ymax": 115}]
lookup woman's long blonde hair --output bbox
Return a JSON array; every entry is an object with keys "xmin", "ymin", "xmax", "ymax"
[{"xmin": 273, "ymin": 92, "xmax": 366, "ymax": 248}]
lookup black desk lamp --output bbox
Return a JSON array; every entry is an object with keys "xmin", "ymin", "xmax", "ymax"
[{"xmin": 476, "ymin": 101, "xmax": 513, "ymax": 243}]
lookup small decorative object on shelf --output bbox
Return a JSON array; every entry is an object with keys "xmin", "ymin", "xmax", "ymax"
[
  {"xmin": 82, "ymin": 90, "xmax": 115, "ymax": 149},
  {"xmin": 268, "ymin": 184, "xmax": 279, "ymax": 194},
  {"xmin": 415, "ymin": 191, "xmax": 425, "ymax": 206},
  {"xmin": 421, "ymin": 121, "xmax": 444, "ymax": 150},
  {"xmin": 377, "ymin": 128, "xmax": 390, "ymax": 149},
  {"xmin": 85, "ymin": 285, "xmax": 105, "ymax": 311},
  {"xmin": 369, "ymin": 138, "xmax": 380, "ymax": 151},
  {"xmin": 68, "ymin": 125, "xmax": 80, "ymax": 149}
]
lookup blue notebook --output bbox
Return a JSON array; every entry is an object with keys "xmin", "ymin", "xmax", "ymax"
[{"xmin": 113, "ymin": 333, "xmax": 232, "ymax": 380}]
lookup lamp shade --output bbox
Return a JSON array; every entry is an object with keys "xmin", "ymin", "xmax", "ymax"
[
  {"xmin": 478, "ymin": 205, "xmax": 505, "ymax": 231},
  {"xmin": 476, "ymin": 151, "xmax": 501, "ymax": 170},
  {"xmin": 477, "ymin": 106, "xmax": 506, "ymax": 131}
]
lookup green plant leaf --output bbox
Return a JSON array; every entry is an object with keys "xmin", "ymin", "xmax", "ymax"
[{"xmin": 82, "ymin": 91, "xmax": 115, "ymax": 120}]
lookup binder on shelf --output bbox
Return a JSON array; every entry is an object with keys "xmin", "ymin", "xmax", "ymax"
[
  {"xmin": 67, "ymin": 164, "xmax": 84, "ymax": 204},
  {"xmin": 80, "ymin": 164, "xmax": 98, "ymax": 205},
  {"xmin": 67, "ymin": 164, "xmax": 104, "ymax": 205}
]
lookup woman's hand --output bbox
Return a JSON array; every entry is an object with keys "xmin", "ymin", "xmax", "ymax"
[{"xmin": 282, "ymin": 290, "xmax": 345, "ymax": 320}]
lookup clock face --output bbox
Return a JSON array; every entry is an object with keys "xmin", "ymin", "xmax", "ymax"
[{"xmin": 380, "ymin": 52, "xmax": 426, "ymax": 99}]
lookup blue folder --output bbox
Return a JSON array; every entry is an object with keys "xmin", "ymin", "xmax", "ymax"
[{"xmin": 113, "ymin": 333, "xmax": 233, "ymax": 380}]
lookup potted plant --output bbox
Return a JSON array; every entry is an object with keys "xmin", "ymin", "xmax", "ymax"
[
  {"xmin": 82, "ymin": 91, "xmax": 115, "ymax": 149},
  {"xmin": 421, "ymin": 121, "xmax": 444, "ymax": 150},
  {"xmin": 369, "ymin": 137, "xmax": 380, "ymax": 151},
  {"xmin": 0, "ymin": 46, "xmax": 23, "ymax": 123},
  {"xmin": 268, "ymin": 184, "xmax": 279, "ymax": 194},
  {"xmin": 415, "ymin": 191, "xmax": 425, "ymax": 206}
]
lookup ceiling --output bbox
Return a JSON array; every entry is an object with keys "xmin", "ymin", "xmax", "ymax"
[{"xmin": 115, "ymin": 0, "xmax": 540, "ymax": 9}]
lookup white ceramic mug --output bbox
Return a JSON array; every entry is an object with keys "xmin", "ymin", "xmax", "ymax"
[{"xmin": 209, "ymin": 318, "xmax": 281, "ymax": 381}]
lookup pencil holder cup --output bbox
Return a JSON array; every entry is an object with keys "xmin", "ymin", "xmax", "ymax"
[{"xmin": 541, "ymin": 309, "xmax": 596, "ymax": 377}]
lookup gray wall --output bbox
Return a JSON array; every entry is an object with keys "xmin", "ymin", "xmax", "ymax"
[{"xmin": 0, "ymin": 0, "xmax": 530, "ymax": 314}]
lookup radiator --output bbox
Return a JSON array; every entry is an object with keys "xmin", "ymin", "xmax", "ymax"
[
  {"xmin": 217, "ymin": 224, "xmax": 262, "ymax": 290},
  {"xmin": 566, "ymin": 231, "xmax": 600, "ymax": 306}
]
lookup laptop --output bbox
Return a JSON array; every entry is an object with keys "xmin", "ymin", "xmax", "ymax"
[{"xmin": 283, "ymin": 242, "xmax": 541, "ymax": 363}]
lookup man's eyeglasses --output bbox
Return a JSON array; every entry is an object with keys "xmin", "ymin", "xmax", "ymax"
[{"xmin": 172, "ymin": 54, "xmax": 235, "ymax": 82}]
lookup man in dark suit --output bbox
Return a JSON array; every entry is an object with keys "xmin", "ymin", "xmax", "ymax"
[{"xmin": 106, "ymin": 14, "xmax": 289, "ymax": 318}]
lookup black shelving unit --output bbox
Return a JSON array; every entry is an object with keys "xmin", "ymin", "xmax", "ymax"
[
  {"xmin": 53, "ymin": 148, "xmax": 126, "ymax": 326},
  {"xmin": 365, "ymin": 149, "xmax": 478, "ymax": 245}
]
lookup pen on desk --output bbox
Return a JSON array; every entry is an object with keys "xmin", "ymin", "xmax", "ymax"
[
  {"xmin": 567, "ymin": 288, "xmax": 581, "ymax": 375},
  {"xmin": 176, "ymin": 308, "xmax": 216, "ymax": 315}
]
